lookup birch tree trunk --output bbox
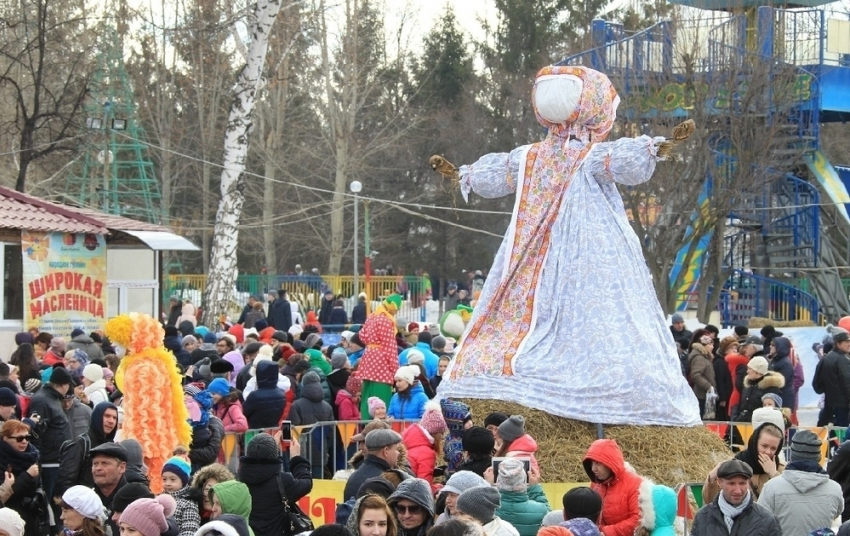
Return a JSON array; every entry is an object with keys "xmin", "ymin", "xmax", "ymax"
[{"xmin": 202, "ymin": 0, "xmax": 281, "ymax": 326}]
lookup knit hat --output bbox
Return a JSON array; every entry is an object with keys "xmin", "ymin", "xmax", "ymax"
[
  {"xmin": 210, "ymin": 360, "xmax": 234, "ymax": 374},
  {"xmin": 207, "ymin": 378, "xmax": 231, "ymax": 398},
  {"xmin": 419, "ymin": 400, "xmax": 448, "ymax": 435},
  {"xmin": 331, "ymin": 348, "xmax": 348, "ymax": 370},
  {"xmin": 183, "ymin": 383, "xmax": 203, "ymax": 398},
  {"xmin": 462, "ymin": 426, "xmax": 495, "ymax": 454},
  {"xmin": 562, "ymin": 518, "xmax": 603, "ymax": 536},
  {"xmin": 671, "ymin": 313, "xmax": 684, "ymax": 323},
  {"xmin": 102, "ymin": 368, "xmax": 114, "ymax": 380},
  {"xmin": 121, "ymin": 439, "xmax": 148, "ymax": 475},
  {"xmin": 367, "ymin": 396, "xmax": 386, "ymax": 418},
  {"xmin": 246, "ymin": 433, "xmax": 279, "ymax": 460},
  {"xmin": 255, "ymin": 319, "xmax": 269, "ymax": 331},
  {"xmin": 747, "ymin": 356, "xmax": 769, "ymax": 375},
  {"xmin": 562, "ymin": 487, "xmax": 603, "ymax": 520},
  {"xmin": 351, "ymin": 419, "xmax": 391, "ymax": 442},
  {"xmin": 182, "ymin": 334, "xmax": 199, "ymax": 347},
  {"xmin": 432, "ymin": 336, "xmax": 447, "ymax": 350},
  {"xmin": 243, "ymin": 342, "xmax": 263, "ymax": 355},
  {"xmin": 364, "ymin": 429, "xmax": 403, "ymax": 450},
  {"xmin": 162, "ymin": 456, "xmax": 192, "ymax": 486},
  {"xmin": 790, "ymin": 430, "xmax": 823, "ymax": 462},
  {"xmin": 70, "ymin": 349, "xmax": 89, "ymax": 366},
  {"xmin": 203, "ymin": 332, "xmax": 218, "ymax": 344},
  {"xmin": 752, "ymin": 408, "xmax": 786, "ymax": 433},
  {"xmin": 49, "ymin": 365, "xmax": 72, "ymax": 386},
  {"xmin": 394, "ymin": 365, "xmax": 417, "ymax": 385},
  {"xmin": 484, "ymin": 412, "xmax": 508, "ymax": 429},
  {"xmin": 272, "ymin": 331, "xmax": 288, "ymax": 342},
  {"xmin": 761, "ymin": 393, "xmax": 783, "ymax": 407},
  {"xmin": 258, "ymin": 344, "xmax": 274, "ymax": 359},
  {"xmin": 24, "ymin": 378, "xmax": 42, "ymax": 394},
  {"xmin": 165, "ymin": 325, "xmax": 179, "ymax": 338},
  {"xmin": 119, "ymin": 497, "xmax": 169, "ymax": 536},
  {"xmin": 292, "ymin": 360, "xmax": 311, "ymax": 374},
  {"xmin": 50, "ymin": 336, "xmax": 67, "ymax": 353},
  {"xmin": 345, "ymin": 375, "xmax": 362, "ymax": 396},
  {"xmin": 304, "ymin": 333, "xmax": 322, "ymax": 350},
  {"xmin": 407, "ymin": 322, "xmax": 419, "ymax": 333},
  {"xmin": 406, "ymin": 349, "xmax": 425, "ymax": 366},
  {"xmin": 0, "ymin": 508, "xmax": 25, "ymax": 536},
  {"xmin": 441, "ymin": 470, "xmax": 488, "ymax": 496},
  {"xmin": 83, "ymin": 363, "xmax": 103, "ymax": 382},
  {"xmin": 497, "ymin": 415, "xmax": 526, "ymax": 443},
  {"xmin": 496, "ymin": 457, "xmax": 528, "ymax": 491},
  {"xmin": 71, "ymin": 328, "xmax": 85, "ymax": 338},
  {"xmin": 112, "ymin": 483, "xmax": 155, "ymax": 513},
  {"xmin": 0, "ymin": 387, "xmax": 17, "ymax": 406},
  {"xmin": 288, "ymin": 325, "xmax": 304, "ymax": 337},
  {"xmin": 718, "ymin": 336, "xmax": 739, "ymax": 355},
  {"xmin": 62, "ymin": 485, "xmax": 104, "ymax": 519},
  {"xmin": 456, "ymin": 485, "xmax": 501, "ymax": 524},
  {"xmin": 541, "ymin": 511, "xmax": 565, "ymax": 527}
]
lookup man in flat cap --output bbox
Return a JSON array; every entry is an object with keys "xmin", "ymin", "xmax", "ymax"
[
  {"xmin": 343, "ymin": 427, "xmax": 403, "ymax": 501},
  {"xmin": 690, "ymin": 459, "xmax": 780, "ymax": 536},
  {"xmin": 90, "ymin": 442, "xmax": 128, "ymax": 534}
]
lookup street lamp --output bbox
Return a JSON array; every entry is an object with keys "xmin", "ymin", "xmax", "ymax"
[{"xmin": 350, "ymin": 180, "xmax": 362, "ymax": 297}]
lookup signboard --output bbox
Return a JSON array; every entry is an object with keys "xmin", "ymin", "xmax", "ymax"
[{"xmin": 22, "ymin": 230, "xmax": 107, "ymax": 334}]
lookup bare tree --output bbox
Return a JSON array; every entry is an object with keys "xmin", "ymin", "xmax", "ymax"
[
  {"xmin": 0, "ymin": 0, "xmax": 92, "ymax": 192},
  {"xmin": 202, "ymin": 0, "xmax": 280, "ymax": 325}
]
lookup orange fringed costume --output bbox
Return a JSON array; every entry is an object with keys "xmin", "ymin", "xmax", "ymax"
[{"xmin": 105, "ymin": 313, "xmax": 192, "ymax": 493}]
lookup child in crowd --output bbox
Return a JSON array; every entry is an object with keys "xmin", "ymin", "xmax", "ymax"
[
  {"xmin": 161, "ymin": 456, "xmax": 202, "ymax": 536},
  {"xmin": 761, "ymin": 394, "xmax": 792, "ymax": 429},
  {"xmin": 368, "ymin": 397, "xmax": 388, "ymax": 420}
]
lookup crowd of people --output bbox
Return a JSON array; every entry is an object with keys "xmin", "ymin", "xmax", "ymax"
[{"xmin": 1, "ymin": 299, "xmax": 850, "ymax": 536}]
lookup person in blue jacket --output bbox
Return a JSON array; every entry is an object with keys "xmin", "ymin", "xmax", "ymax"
[
  {"xmin": 767, "ymin": 336, "xmax": 795, "ymax": 411},
  {"xmin": 398, "ymin": 332, "xmax": 440, "ymax": 378},
  {"xmin": 388, "ymin": 366, "xmax": 428, "ymax": 420}
]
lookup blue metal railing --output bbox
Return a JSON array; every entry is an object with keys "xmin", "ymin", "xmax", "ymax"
[
  {"xmin": 769, "ymin": 173, "xmax": 820, "ymax": 264},
  {"xmin": 721, "ymin": 269, "xmax": 820, "ymax": 325}
]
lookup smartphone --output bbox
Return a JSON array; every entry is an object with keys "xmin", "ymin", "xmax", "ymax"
[
  {"xmin": 492, "ymin": 457, "xmax": 531, "ymax": 481},
  {"xmin": 280, "ymin": 421, "xmax": 292, "ymax": 445}
]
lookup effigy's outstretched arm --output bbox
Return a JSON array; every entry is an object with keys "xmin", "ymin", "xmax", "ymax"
[
  {"xmin": 457, "ymin": 145, "xmax": 531, "ymax": 202},
  {"xmin": 586, "ymin": 135, "xmax": 669, "ymax": 187}
]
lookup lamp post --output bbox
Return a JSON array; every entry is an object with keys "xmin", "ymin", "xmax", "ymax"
[{"xmin": 350, "ymin": 180, "xmax": 362, "ymax": 297}]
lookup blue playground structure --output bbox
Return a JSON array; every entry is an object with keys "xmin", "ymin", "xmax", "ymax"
[{"xmin": 561, "ymin": 2, "xmax": 850, "ymax": 325}]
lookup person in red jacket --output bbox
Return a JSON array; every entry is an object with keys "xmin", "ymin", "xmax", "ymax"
[
  {"xmin": 582, "ymin": 439, "xmax": 643, "ymax": 536},
  {"xmin": 723, "ymin": 337, "xmax": 750, "ymax": 417},
  {"xmin": 356, "ymin": 294, "xmax": 403, "ymax": 417},
  {"xmin": 402, "ymin": 400, "xmax": 448, "ymax": 493}
]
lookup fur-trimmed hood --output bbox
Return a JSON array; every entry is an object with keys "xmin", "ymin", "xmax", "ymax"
[
  {"xmin": 191, "ymin": 462, "xmax": 235, "ymax": 489},
  {"xmin": 638, "ymin": 480, "xmax": 677, "ymax": 536},
  {"xmin": 744, "ymin": 371, "xmax": 785, "ymax": 389}
]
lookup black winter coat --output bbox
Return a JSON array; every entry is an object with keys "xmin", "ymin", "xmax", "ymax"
[
  {"xmin": 164, "ymin": 335, "xmax": 193, "ymax": 370},
  {"xmin": 713, "ymin": 357, "xmax": 733, "ymax": 420},
  {"xmin": 0, "ymin": 440, "xmax": 41, "ymax": 536},
  {"xmin": 768, "ymin": 337, "xmax": 795, "ymax": 409},
  {"xmin": 189, "ymin": 416, "xmax": 224, "ymax": 470},
  {"xmin": 270, "ymin": 298, "xmax": 293, "ymax": 332},
  {"xmin": 238, "ymin": 454, "xmax": 313, "ymax": 536},
  {"xmin": 343, "ymin": 455, "xmax": 392, "ymax": 501},
  {"xmin": 318, "ymin": 298, "xmax": 335, "ymax": 325},
  {"xmin": 327, "ymin": 308, "xmax": 348, "ymax": 330},
  {"xmin": 690, "ymin": 497, "xmax": 780, "ymax": 536},
  {"xmin": 815, "ymin": 348, "xmax": 850, "ymax": 408},
  {"xmin": 55, "ymin": 402, "xmax": 118, "ymax": 498},
  {"xmin": 829, "ymin": 440, "xmax": 850, "ymax": 522},
  {"xmin": 243, "ymin": 361, "xmax": 285, "ymax": 429},
  {"xmin": 735, "ymin": 372, "xmax": 784, "ymax": 422},
  {"xmin": 351, "ymin": 303, "xmax": 367, "ymax": 324},
  {"xmin": 27, "ymin": 384, "xmax": 71, "ymax": 463}
]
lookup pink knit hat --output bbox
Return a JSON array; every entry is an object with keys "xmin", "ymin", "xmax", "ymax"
[
  {"xmin": 419, "ymin": 400, "xmax": 448, "ymax": 435},
  {"xmin": 118, "ymin": 496, "xmax": 170, "ymax": 536},
  {"xmin": 367, "ymin": 397, "xmax": 386, "ymax": 418}
]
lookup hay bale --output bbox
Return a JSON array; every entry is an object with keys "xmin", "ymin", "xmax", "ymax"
[
  {"xmin": 461, "ymin": 399, "xmax": 731, "ymax": 486},
  {"xmin": 746, "ymin": 317, "xmax": 816, "ymax": 328}
]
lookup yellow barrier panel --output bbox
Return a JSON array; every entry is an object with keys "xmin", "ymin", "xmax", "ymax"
[{"xmin": 337, "ymin": 423, "xmax": 358, "ymax": 447}]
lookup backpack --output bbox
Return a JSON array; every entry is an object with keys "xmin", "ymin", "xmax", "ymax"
[{"xmin": 58, "ymin": 433, "xmax": 91, "ymax": 476}]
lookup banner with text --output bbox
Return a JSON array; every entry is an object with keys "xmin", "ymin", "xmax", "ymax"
[{"xmin": 22, "ymin": 230, "xmax": 107, "ymax": 334}]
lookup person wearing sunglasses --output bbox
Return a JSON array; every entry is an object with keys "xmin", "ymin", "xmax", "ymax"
[
  {"xmin": 0, "ymin": 419, "xmax": 41, "ymax": 536},
  {"xmin": 387, "ymin": 478, "xmax": 435, "ymax": 536}
]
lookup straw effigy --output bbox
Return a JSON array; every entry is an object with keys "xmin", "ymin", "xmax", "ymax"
[{"xmin": 460, "ymin": 399, "xmax": 732, "ymax": 486}]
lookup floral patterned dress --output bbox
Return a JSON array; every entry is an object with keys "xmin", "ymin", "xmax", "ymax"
[{"xmin": 437, "ymin": 65, "xmax": 700, "ymax": 426}]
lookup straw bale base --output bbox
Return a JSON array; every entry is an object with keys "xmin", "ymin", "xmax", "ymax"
[{"xmin": 460, "ymin": 399, "xmax": 731, "ymax": 485}]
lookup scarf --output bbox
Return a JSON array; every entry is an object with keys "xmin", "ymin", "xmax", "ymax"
[{"xmin": 718, "ymin": 490, "xmax": 751, "ymax": 533}]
